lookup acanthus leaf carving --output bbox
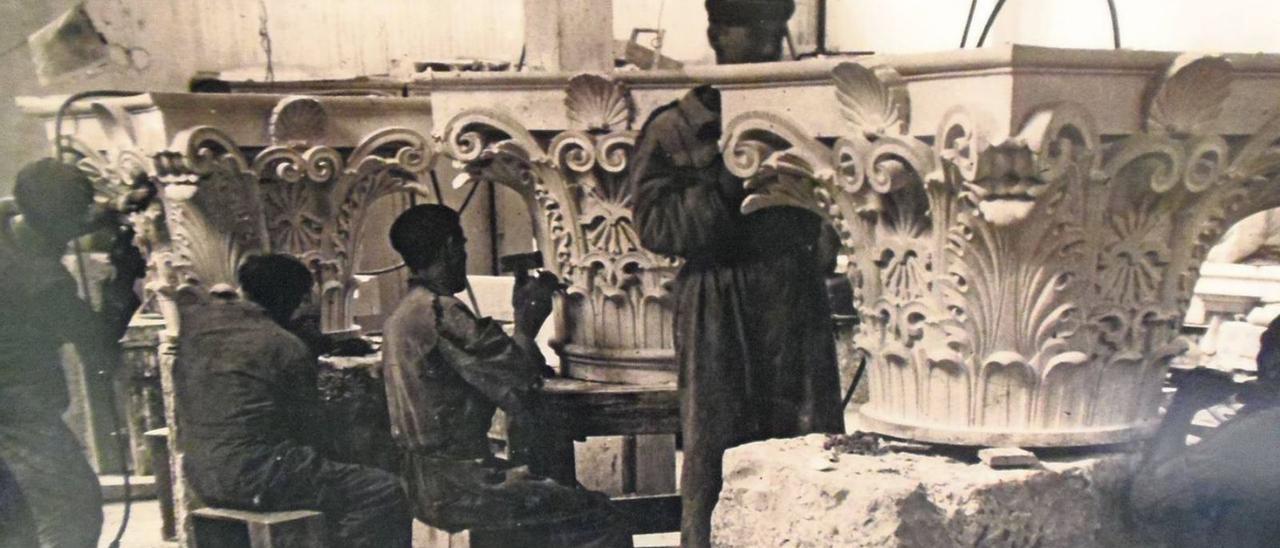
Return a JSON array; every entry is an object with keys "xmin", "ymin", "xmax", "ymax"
[
  {"xmin": 440, "ymin": 82, "xmax": 677, "ymax": 374},
  {"xmin": 440, "ymin": 108, "xmax": 579, "ymax": 280}
]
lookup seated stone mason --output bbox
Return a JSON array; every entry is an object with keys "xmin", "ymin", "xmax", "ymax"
[
  {"xmin": 174, "ymin": 253, "xmax": 411, "ymax": 548},
  {"xmin": 381, "ymin": 204, "xmax": 633, "ymax": 547},
  {"xmin": 1130, "ymin": 314, "xmax": 1280, "ymax": 547}
]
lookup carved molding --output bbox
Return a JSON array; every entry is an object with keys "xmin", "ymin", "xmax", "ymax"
[{"xmin": 723, "ymin": 56, "xmax": 1280, "ymax": 446}]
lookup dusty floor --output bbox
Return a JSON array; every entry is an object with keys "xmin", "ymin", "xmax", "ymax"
[
  {"xmin": 95, "ymin": 410, "xmax": 860, "ymax": 546},
  {"xmin": 100, "ymin": 498, "xmax": 681, "ymax": 547}
]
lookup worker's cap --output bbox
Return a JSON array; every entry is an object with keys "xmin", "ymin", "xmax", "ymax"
[
  {"xmin": 13, "ymin": 158, "xmax": 95, "ymax": 226},
  {"xmin": 705, "ymin": 0, "xmax": 795, "ymax": 25}
]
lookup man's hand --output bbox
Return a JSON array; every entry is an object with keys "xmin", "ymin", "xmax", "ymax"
[
  {"xmin": 120, "ymin": 171, "xmax": 158, "ymax": 214},
  {"xmin": 512, "ymin": 271, "xmax": 563, "ymax": 338},
  {"xmin": 329, "ymin": 337, "xmax": 375, "ymax": 357},
  {"xmin": 1169, "ymin": 367, "xmax": 1238, "ymax": 414}
]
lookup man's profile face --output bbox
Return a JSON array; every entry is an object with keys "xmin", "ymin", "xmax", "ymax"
[
  {"xmin": 27, "ymin": 191, "xmax": 105, "ymax": 245},
  {"xmin": 709, "ymin": 21, "xmax": 787, "ymax": 65},
  {"xmin": 440, "ymin": 230, "xmax": 469, "ymax": 295}
]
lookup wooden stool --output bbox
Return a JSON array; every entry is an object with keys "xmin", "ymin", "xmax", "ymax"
[
  {"xmin": 191, "ymin": 507, "xmax": 326, "ymax": 548},
  {"xmin": 412, "ymin": 519, "xmax": 514, "ymax": 548}
]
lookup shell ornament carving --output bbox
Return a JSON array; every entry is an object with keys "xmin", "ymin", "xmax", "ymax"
[
  {"xmin": 1146, "ymin": 55, "xmax": 1233, "ymax": 135},
  {"xmin": 833, "ymin": 63, "xmax": 910, "ymax": 137},
  {"xmin": 566, "ymin": 74, "xmax": 635, "ymax": 132},
  {"xmin": 270, "ymin": 96, "xmax": 329, "ymax": 145},
  {"xmin": 721, "ymin": 57, "xmax": 1280, "ymax": 446}
]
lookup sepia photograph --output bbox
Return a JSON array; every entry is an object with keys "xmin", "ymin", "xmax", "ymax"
[{"xmin": 2, "ymin": 0, "xmax": 1280, "ymax": 546}]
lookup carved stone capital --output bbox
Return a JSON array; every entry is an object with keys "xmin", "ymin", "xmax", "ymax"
[
  {"xmin": 437, "ymin": 76, "xmax": 678, "ymax": 383},
  {"xmin": 723, "ymin": 55, "xmax": 1280, "ymax": 446}
]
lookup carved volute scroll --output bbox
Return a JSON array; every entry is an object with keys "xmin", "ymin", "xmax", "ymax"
[
  {"xmin": 724, "ymin": 57, "xmax": 1280, "ymax": 446},
  {"xmin": 153, "ymin": 126, "xmax": 270, "ymax": 309},
  {"xmin": 439, "ymin": 74, "xmax": 678, "ymax": 384},
  {"xmin": 61, "ymin": 104, "xmax": 177, "ymax": 325},
  {"xmin": 249, "ymin": 122, "xmax": 433, "ymax": 335},
  {"xmin": 67, "ymin": 96, "xmax": 434, "ymax": 336},
  {"xmin": 316, "ymin": 128, "xmax": 433, "ymax": 335}
]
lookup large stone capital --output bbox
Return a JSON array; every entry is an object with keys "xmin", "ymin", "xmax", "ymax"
[
  {"xmin": 436, "ymin": 74, "xmax": 678, "ymax": 383},
  {"xmin": 722, "ymin": 50, "xmax": 1280, "ymax": 446}
]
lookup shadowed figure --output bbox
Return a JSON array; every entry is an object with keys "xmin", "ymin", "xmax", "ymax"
[
  {"xmin": 1130, "ymin": 315, "xmax": 1280, "ymax": 546},
  {"xmin": 628, "ymin": 2, "xmax": 847, "ymax": 545},
  {"xmin": 175, "ymin": 254, "xmax": 411, "ymax": 548},
  {"xmin": 0, "ymin": 159, "xmax": 133, "ymax": 548}
]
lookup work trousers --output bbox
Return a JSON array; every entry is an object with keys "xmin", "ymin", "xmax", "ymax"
[
  {"xmin": 0, "ymin": 413, "xmax": 103, "ymax": 548},
  {"xmin": 196, "ymin": 445, "xmax": 412, "ymax": 548}
]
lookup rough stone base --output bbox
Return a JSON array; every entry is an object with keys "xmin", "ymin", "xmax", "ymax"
[{"xmin": 712, "ymin": 434, "xmax": 1150, "ymax": 548}]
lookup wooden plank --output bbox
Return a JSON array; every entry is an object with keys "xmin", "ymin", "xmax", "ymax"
[
  {"xmin": 192, "ymin": 507, "xmax": 324, "ymax": 525},
  {"xmin": 193, "ymin": 507, "xmax": 326, "ymax": 548},
  {"xmin": 633, "ymin": 434, "xmax": 677, "ymax": 495},
  {"xmin": 537, "ymin": 378, "xmax": 680, "ymax": 437}
]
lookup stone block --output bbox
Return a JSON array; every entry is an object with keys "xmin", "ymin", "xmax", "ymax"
[
  {"xmin": 977, "ymin": 447, "xmax": 1039, "ymax": 469},
  {"xmin": 1212, "ymin": 321, "xmax": 1265, "ymax": 370},
  {"xmin": 1247, "ymin": 303, "xmax": 1280, "ymax": 325},
  {"xmin": 712, "ymin": 435, "xmax": 1146, "ymax": 547},
  {"xmin": 575, "ymin": 434, "xmax": 678, "ymax": 497},
  {"xmin": 634, "ymin": 434, "xmax": 677, "ymax": 494},
  {"xmin": 576, "ymin": 436, "xmax": 628, "ymax": 496},
  {"xmin": 411, "ymin": 519, "xmax": 544, "ymax": 548}
]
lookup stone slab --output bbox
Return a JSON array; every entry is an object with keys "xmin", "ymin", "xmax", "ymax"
[
  {"xmin": 712, "ymin": 434, "xmax": 1147, "ymax": 548},
  {"xmin": 977, "ymin": 447, "xmax": 1039, "ymax": 469}
]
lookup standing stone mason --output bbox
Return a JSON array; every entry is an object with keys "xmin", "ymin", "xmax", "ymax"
[
  {"xmin": 630, "ymin": 1, "xmax": 846, "ymax": 545},
  {"xmin": 0, "ymin": 160, "xmax": 125, "ymax": 548}
]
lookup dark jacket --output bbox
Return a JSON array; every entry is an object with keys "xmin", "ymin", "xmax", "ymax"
[
  {"xmin": 381, "ymin": 282, "xmax": 545, "ymax": 459},
  {"xmin": 630, "ymin": 86, "xmax": 845, "ymax": 547},
  {"xmin": 0, "ymin": 201, "xmax": 123, "ymax": 419},
  {"xmin": 174, "ymin": 299, "xmax": 323, "ymax": 506},
  {"xmin": 631, "ymin": 87, "xmax": 845, "ymax": 442}
]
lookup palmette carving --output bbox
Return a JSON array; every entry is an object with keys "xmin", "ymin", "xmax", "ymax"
[{"xmin": 724, "ymin": 57, "xmax": 1280, "ymax": 446}]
